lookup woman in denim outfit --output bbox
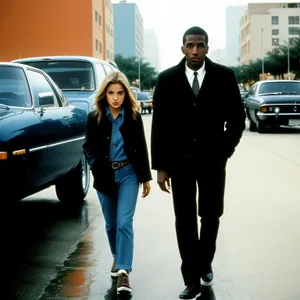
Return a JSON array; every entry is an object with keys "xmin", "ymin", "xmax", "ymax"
[{"xmin": 83, "ymin": 72, "xmax": 152, "ymax": 296}]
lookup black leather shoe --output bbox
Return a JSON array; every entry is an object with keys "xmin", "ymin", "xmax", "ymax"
[
  {"xmin": 201, "ymin": 266, "xmax": 213, "ymax": 286},
  {"xmin": 179, "ymin": 284, "xmax": 201, "ymax": 299}
]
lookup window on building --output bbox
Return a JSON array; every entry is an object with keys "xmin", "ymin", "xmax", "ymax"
[
  {"xmin": 107, "ymin": 50, "xmax": 110, "ymax": 59},
  {"xmin": 99, "ymin": 42, "xmax": 102, "ymax": 54},
  {"xmin": 95, "ymin": 11, "xmax": 98, "ymax": 23},
  {"xmin": 289, "ymin": 27, "xmax": 300, "ymax": 34},
  {"xmin": 98, "ymin": 15, "xmax": 101, "ymax": 26},
  {"xmin": 289, "ymin": 37, "xmax": 296, "ymax": 45},
  {"xmin": 272, "ymin": 38, "xmax": 279, "ymax": 46},
  {"xmin": 272, "ymin": 29, "xmax": 279, "ymax": 35},
  {"xmin": 272, "ymin": 16, "xmax": 279, "ymax": 25},
  {"xmin": 95, "ymin": 39, "xmax": 98, "ymax": 51},
  {"xmin": 289, "ymin": 16, "xmax": 300, "ymax": 24}
]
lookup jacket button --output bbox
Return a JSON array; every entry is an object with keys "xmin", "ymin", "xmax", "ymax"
[
  {"xmin": 193, "ymin": 103, "xmax": 196, "ymax": 106},
  {"xmin": 107, "ymin": 137, "xmax": 110, "ymax": 139}
]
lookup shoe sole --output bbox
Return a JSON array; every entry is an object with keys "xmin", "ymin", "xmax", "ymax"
[
  {"xmin": 111, "ymin": 272, "xmax": 119, "ymax": 278},
  {"xmin": 179, "ymin": 291, "xmax": 201, "ymax": 299},
  {"xmin": 117, "ymin": 287, "xmax": 132, "ymax": 295},
  {"xmin": 201, "ymin": 278, "xmax": 213, "ymax": 286}
]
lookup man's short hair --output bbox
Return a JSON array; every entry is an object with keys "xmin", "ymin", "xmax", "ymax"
[{"xmin": 182, "ymin": 26, "xmax": 209, "ymax": 45}]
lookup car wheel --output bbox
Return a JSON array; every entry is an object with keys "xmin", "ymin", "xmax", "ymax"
[
  {"xmin": 55, "ymin": 154, "xmax": 90, "ymax": 204},
  {"xmin": 248, "ymin": 116, "xmax": 257, "ymax": 132},
  {"xmin": 256, "ymin": 119, "xmax": 266, "ymax": 133}
]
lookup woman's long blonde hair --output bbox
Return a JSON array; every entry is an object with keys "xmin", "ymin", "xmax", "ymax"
[{"xmin": 93, "ymin": 71, "xmax": 140, "ymax": 123}]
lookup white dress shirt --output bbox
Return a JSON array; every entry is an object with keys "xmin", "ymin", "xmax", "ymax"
[{"xmin": 185, "ymin": 61, "xmax": 206, "ymax": 89}]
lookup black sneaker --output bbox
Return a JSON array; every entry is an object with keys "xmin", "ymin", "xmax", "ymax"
[
  {"xmin": 201, "ymin": 266, "xmax": 213, "ymax": 286},
  {"xmin": 117, "ymin": 271, "xmax": 132, "ymax": 295},
  {"xmin": 110, "ymin": 259, "xmax": 119, "ymax": 278},
  {"xmin": 179, "ymin": 284, "xmax": 201, "ymax": 299}
]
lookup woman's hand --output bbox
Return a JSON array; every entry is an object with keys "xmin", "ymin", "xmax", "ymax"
[{"xmin": 141, "ymin": 181, "xmax": 151, "ymax": 198}]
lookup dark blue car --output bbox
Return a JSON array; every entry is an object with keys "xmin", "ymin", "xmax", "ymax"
[{"xmin": 0, "ymin": 62, "xmax": 90, "ymax": 204}]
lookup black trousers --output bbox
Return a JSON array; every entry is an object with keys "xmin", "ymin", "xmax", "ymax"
[{"xmin": 171, "ymin": 164, "xmax": 225, "ymax": 285}]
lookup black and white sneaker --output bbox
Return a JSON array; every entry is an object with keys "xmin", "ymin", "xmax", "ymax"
[
  {"xmin": 117, "ymin": 270, "xmax": 132, "ymax": 295},
  {"xmin": 201, "ymin": 266, "xmax": 213, "ymax": 286},
  {"xmin": 110, "ymin": 259, "xmax": 119, "ymax": 278}
]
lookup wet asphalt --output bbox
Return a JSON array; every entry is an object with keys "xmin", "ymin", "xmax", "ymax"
[{"xmin": 4, "ymin": 115, "xmax": 300, "ymax": 300}]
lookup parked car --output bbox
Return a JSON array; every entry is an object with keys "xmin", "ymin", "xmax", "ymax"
[
  {"xmin": 244, "ymin": 80, "xmax": 300, "ymax": 133},
  {"xmin": 135, "ymin": 91, "xmax": 153, "ymax": 114},
  {"xmin": 12, "ymin": 56, "xmax": 119, "ymax": 114},
  {"xmin": 0, "ymin": 62, "xmax": 90, "ymax": 204}
]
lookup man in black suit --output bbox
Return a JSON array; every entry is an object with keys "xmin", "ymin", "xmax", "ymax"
[{"xmin": 151, "ymin": 26, "xmax": 246, "ymax": 299}]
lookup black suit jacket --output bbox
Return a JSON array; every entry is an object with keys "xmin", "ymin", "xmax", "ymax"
[
  {"xmin": 151, "ymin": 56, "xmax": 246, "ymax": 174},
  {"xmin": 151, "ymin": 57, "xmax": 245, "ymax": 216},
  {"xmin": 83, "ymin": 108, "xmax": 152, "ymax": 196}
]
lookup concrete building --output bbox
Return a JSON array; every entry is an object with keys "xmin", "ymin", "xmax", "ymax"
[
  {"xmin": 143, "ymin": 28, "xmax": 161, "ymax": 72},
  {"xmin": 0, "ymin": 0, "xmax": 114, "ymax": 62},
  {"xmin": 226, "ymin": 5, "xmax": 247, "ymax": 66},
  {"xmin": 240, "ymin": 2, "xmax": 300, "ymax": 65},
  {"xmin": 113, "ymin": 1, "xmax": 143, "ymax": 58}
]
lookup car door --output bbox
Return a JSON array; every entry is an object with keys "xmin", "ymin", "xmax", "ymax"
[{"xmin": 26, "ymin": 68, "xmax": 72, "ymax": 186}]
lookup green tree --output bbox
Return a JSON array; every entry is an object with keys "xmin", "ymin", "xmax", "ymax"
[{"xmin": 114, "ymin": 55, "xmax": 158, "ymax": 90}]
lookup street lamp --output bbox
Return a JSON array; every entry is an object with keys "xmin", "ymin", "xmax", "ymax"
[
  {"xmin": 261, "ymin": 28, "xmax": 264, "ymax": 79},
  {"xmin": 279, "ymin": 39, "xmax": 290, "ymax": 80}
]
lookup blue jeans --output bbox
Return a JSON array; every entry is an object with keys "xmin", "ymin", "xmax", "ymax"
[{"xmin": 97, "ymin": 163, "xmax": 139, "ymax": 272}]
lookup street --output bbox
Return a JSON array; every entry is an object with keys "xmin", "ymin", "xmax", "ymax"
[{"xmin": 4, "ymin": 114, "xmax": 300, "ymax": 300}]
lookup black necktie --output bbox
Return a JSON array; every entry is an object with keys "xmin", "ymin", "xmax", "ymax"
[{"xmin": 192, "ymin": 71, "xmax": 199, "ymax": 97}]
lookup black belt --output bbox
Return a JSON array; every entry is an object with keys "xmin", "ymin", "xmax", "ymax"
[{"xmin": 111, "ymin": 160, "xmax": 130, "ymax": 170}]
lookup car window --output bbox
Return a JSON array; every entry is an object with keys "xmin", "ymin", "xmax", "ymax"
[
  {"xmin": 136, "ymin": 92, "xmax": 150, "ymax": 100},
  {"xmin": 26, "ymin": 69, "xmax": 59, "ymax": 107},
  {"xmin": 249, "ymin": 84, "xmax": 257, "ymax": 96},
  {"xmin": 103, "ymin": 64, "xmax": 114, "ymax": 75},
  {"xmin": 21, "ymin": 61, "xmax": 96, "ymax": 91},
  {"xmin": 258, "ymin": 82, "xmax": 300, "ymax": 94},
  {"xmin": 0, "ymin": 66, "xmax": 32, "ymax": 107},
  {"xmin": 95, "ymin": 63, "xmax": 107, "ymax": 87}
]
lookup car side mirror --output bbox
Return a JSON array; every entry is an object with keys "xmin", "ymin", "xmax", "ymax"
[{"xmin": 39, "ymin": 92, "xmax": 55, "ymax": 107}]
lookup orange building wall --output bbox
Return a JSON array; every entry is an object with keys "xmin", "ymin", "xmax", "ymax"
[{"xmin": 0, "ymin": 0, "xmax": 93, "ymax": 62}]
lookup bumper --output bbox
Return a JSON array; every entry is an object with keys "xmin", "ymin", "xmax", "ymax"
[{"xmin": 256, "ymin": 112, "xmax": 300, "ymax": 124}]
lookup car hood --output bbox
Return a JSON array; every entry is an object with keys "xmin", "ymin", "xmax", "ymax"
[
  {"xmin": 260, "ymin": 95, "xmax": 300, "ymax": 104},
  {"xmin": 62, "ymin": 91, "xmax": 96, "ymax": 113}
]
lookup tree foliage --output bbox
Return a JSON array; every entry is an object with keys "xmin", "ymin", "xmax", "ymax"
[
  {"xmin": 114, "ymin": 55, "xmax": 158, "ymax": 90},
  {"xmin": 231, "ymin": 36, "xmax": 300, "ymax": 84}
]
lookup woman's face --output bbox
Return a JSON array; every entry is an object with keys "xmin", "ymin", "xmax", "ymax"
[{"xmin": 106, "ymin": 83, "xmax": 125, "ymax": 112}]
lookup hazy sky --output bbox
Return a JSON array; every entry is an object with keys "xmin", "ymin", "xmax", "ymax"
[{"xmin": 112, "ymin": 0, "xmax": 299, "ymax": 71}]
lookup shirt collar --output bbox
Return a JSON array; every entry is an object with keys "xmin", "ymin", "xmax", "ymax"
[
  {"xmin": 185, "ymin": 61, "xmax": 205, "ymax": 78},
  {"xmin": 106, "ymin": 106, "xmax": 125, "ymax": 118}
]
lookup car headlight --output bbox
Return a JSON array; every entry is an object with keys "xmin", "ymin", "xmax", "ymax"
[{"xmin": 274, "ymin": 107, "xmax": 280, "ymax": 113}]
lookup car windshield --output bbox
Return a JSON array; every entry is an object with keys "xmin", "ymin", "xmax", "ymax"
[
  {"xmin": 136, "ymin": 92, "xmax": 150, "ymax": 100},
  {"xmin": 21, "ymin": 61, "xmax": 96, "ymax": 91},
  {"xmin": 0, "ymin": 66, "xmax": 32, "ymax": 107},
  {"xmin": 258, "ymin": 82, "xmax": 300, "ymax": 95}
]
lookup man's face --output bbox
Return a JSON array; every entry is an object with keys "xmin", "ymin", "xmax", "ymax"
[{"xmin": 181, "ymin": 34, "xmax": 209, "ymax": 71}]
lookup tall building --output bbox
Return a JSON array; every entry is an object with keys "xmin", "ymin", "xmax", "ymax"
[
  {"xmin": 0, "ymin": 0, "xmax": 114, "ymax": 62},
  {"xmin": 143, "ymin": 28, "xmax": 161, "ymax": 72},
  {"xmin": 113, "ymin": 1, "xmax": 143, "ymax": 58},
  {"xmin": 226, "ymin": 5, "xmax": 247, "ymax": 66},
  {"xmin": 239, "ymin": 2, "xmax": 300, "ymax": 65}
]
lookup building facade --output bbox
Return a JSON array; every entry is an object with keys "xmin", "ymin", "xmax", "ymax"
[
  {"xmin": 239, "ymin": 2, "xmax": 300, "ymax": 65},
  {"xmin": 226, "ymin": 5, "xmax": 247, "ymax": 66},
  {"xmin": 0, "ymin": 0, "xmax": 114, "ymax": 62},
  {"xmin": 113, "ymin": 1, "xmax": 143, "ymax": 58},
  {"xmin": 143, "ymin": 28, "xmax": 161, "ymax": 72}
]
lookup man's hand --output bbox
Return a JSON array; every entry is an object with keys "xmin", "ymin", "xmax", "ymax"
[{"xmin": 157, "ymin": 170, "xmax": 171, "ymax": 193}]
